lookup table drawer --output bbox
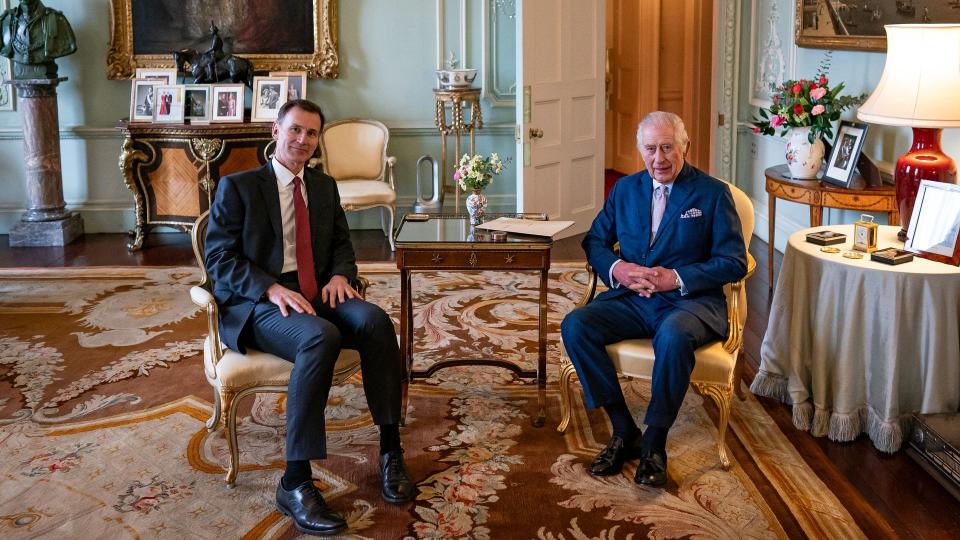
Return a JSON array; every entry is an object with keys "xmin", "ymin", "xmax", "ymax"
[
  {"xmin": 766, "ymin": 179, "xmax": 819, "ymax": 204},
  {"xmin": 822, "ymin": 191, "xmax": 895, "ymax": 212},
  {"xmin": 401, "ymin": 249, "xmax": 548, "ymax": 269}
]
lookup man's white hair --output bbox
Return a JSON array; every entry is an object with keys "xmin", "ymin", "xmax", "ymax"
[{"xmin": 636, "ymin": 111, "xmax": 689, "ymax": 152}]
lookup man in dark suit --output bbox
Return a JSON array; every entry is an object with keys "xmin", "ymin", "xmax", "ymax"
[
  {"xmin": 205, "ymin": 99, "xmax": 412, "ymax": 536},
  {"xmin": 561, "ymin": 111, "xmax": 747, "ymax": 487}
]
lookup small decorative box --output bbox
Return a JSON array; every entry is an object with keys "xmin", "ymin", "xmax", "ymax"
[
  {"xmin": 806, "ymin": 230, "xmax": 846, "ymax": 246},
  {"xmin": 871, "ymin": 247, "xmax": 915, "ymax": 265}
]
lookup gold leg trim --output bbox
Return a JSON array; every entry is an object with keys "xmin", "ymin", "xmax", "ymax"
[
  {"xmin": 693, "ymin": 382, "xmax": 734, "ymax": 470},
  {"xmin": 222, "ymin": 389, "xmax": 239, "ymax": 488},
  {"xmin": 206, "ymin": 389, "xmax": 222, "ymax": 432},
  {"xmin": 557, "ymin": 358, "xmax": 577, "ymax": 433}
]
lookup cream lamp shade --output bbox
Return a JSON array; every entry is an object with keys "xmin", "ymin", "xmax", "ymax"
[{"xmin": 858, "ymin": 24, "xmax": 960, "ymax": 127}]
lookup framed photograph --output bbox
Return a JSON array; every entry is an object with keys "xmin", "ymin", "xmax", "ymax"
[
  {"xmin": 795, "ymin": 1, "xmax": 960, "ymax": 52},
  {"xmin": 152, "ymin": 85, "xmax": 185, "ymax": 123},
  {"xmin": 107, "ymin": 0, "xmax": 339, "ymax": 80},
  {"xmin": 823, "ymin": 121, "xmax": 868, "ymax": 189},
  {"xmin": 211, "ymin": 84, "xmax": 245, "ymax": 123},
  {"xmin": 270, "ymin": 71, "xmax": 307, "ymax": 101},
  {"xmin": 134, "ymin": 67, "xmax": 178, "ymax": 84},
  {"xmin": 184, "ymin": 84, "xmax": 211, "ymax": 123},
  {"xmin": 905, "ymin": 180, "xmax": 960, "ymax": 266},
  {"xmin": 129, "ymin": 78, "xmax": 158, "ymax": 123},
  {"xmin": 251, "ymin": 77, "xmax": 288, "ymax": 122}
]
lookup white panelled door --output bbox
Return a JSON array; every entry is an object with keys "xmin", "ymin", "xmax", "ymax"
[{"xmin": 516, "ymin": 0, "xmax": 605, "ymax": 238}]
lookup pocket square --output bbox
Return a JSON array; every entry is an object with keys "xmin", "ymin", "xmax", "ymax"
[{"xmin": 680, "ymin": 208, "xmax": 703, "ymax": 219}]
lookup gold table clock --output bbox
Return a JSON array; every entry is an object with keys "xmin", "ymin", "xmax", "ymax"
[{"xmin": 852, "ymin": 214, "xmax": 879, "ymax": 252}]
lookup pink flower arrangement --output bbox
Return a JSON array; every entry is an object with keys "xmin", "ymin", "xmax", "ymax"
[{"xmin": 752, "ymin": 64, "xmax": 865, "ymax": 142}]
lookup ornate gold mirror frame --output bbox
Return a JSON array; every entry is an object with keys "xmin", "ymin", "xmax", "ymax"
[{"xmin": 107, "ymin": 0, "xmax": 339, "ymax": 79}]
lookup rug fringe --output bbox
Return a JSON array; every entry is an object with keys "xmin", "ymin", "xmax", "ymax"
[{"xmin": 749, "ymin": 370, "xmax": 790, "ymax": 403}]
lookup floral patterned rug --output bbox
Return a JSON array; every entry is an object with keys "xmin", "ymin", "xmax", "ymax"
[{"xmin": 0, "ymin": 264, "xmax": 866, "ymax": 539}]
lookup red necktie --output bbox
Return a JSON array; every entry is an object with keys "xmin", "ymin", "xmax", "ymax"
[{"xmin": 292, "ymin": 176, "xmax": 318, "ymax": 301}]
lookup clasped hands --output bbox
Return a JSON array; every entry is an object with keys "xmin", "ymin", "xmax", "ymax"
[
  {"xmin": 265, "ymin": 275, "xmax": 359, "ymax": 316},
  {"xmin": 612, "ymin": 262, "xmax": 677, "ymax": 298}
]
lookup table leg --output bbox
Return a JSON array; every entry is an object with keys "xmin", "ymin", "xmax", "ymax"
[
  {"xmin": 768, "ymin": 193, "xmax": 776, "ymax": 290},
  {"xmin": 534, "ymin": 268, "xmax": 548, "ymax": 428},
  {"xmin": 810, "ymin": 206, "xmax": 823, "ymax": 227},
  {"xmin": 399, "ymin": 269, "xmax": 411, "ymax": 426}
]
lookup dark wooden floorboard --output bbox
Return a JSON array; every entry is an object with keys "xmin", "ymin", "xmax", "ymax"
[{"xmin": 2, "ymin": 229, "xmax": 958, "ymax": 536}]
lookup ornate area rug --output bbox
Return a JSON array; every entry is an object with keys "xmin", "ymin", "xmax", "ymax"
[{"xmin": 0, "ymin": 265, "xmax": 867, "ymax": 539}]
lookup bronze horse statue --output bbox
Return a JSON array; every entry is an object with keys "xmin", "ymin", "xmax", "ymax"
[{"xmin": 173, "ymin": 48, "xmax": 254, "ymax": 88}]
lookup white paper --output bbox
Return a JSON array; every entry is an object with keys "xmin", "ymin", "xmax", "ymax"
[{"xmin": 475, "ymin": 217, "xmax": 575, "ymax": 238}]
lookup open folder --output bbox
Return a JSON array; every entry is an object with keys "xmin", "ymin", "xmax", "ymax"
[{"xmin": 475, "ymin": 217, "xmax": 575, "ymax": 238}]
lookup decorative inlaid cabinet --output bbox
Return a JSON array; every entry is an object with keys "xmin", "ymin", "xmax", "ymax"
[{"xmin": 117, "ymin": 121, "xmax": 275, "ymax": 250}]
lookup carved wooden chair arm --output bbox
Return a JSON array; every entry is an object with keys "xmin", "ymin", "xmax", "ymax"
[
  {"xmin": 722, "ymin": 253, "xmax": 756, "ymax": 354},
  {"xmin": 386, "ymin": 156, "xmax": 397, "ymax": 190}
]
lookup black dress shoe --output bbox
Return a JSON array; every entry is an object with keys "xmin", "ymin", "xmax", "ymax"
[
  {"xmin": 380, "ymin": 450, "xmax": 414, "ymax": 504},
  {"xmin": 635, "ymin": 450, "xmax": 668, "ymax": 487},
  {"xmin": 589, "ymin": 434, "xmax": 642, "ymax": 476},
  {"xmin": 276, "ymin": 480, "xmax": 347, "ymax": 536}
]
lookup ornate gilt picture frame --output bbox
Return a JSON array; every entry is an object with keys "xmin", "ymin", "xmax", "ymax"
[
  {"xmin": 107, "ymin": 0, "xmax": 339, "ymax": 80},
  {"xmin": 795, "ymin": 1, "xmax": 960, "ymax": 52}
]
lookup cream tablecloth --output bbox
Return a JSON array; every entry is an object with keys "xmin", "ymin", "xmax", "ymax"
[{"xmin": 751, "ymin": 225, "xmax": 960, "ymax": 452}]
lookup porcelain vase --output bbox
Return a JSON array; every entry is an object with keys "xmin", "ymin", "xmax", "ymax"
[
  {"xmin": 785, "ymin": 126, "xmax": 824, "ymax": 179},
  {"xmin": 466, "ymin": 190, "xmax": 487, "ymax": 225}
]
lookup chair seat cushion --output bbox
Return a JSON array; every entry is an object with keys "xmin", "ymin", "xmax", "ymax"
[
  {"xmin": 204, "ymin": 336, "xmax": 361, "ymax": 390},
  {"xmin": 606, "ymin": 339, "xmax": 735, "ymax": 385},
  {"xmin": 337, "ymin": 180, "xmax": 397, "ymax": 207}
]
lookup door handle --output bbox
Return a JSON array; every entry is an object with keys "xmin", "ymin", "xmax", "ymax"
[{"xmin": 529, "ymin": 127, "xmax": 544, "ymax": 139}]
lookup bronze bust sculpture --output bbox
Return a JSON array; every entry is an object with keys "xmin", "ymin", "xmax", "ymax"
[{"xmin": 0, "ymin": 0, "xmax": 77, "ymax": 79}]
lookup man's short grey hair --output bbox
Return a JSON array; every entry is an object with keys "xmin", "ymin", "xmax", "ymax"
[{"xmin": 636, "ymin": 111, "xmax": 690, "ymax": 152}]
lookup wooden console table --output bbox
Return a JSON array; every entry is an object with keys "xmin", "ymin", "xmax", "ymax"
[
  {"xmin": 117, "ymin": 120, "xmax": 274, "ymax": 250},
  {"xmin": 765, "ymin": 164, "xmax": 898, "ymax": 289}
]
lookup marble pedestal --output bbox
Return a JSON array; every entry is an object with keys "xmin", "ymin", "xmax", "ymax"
[
  {"xmin": 9, "ymin": 211, "xmax": 84, "ymax": 247},
  {"xmin": 5, "ymin": 78, "xmax": 84, "ymax": 247}
]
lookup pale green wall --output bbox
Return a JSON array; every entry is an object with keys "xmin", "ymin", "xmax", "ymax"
[
  {"xmin": 736, "ymin": 0, "xmax": 960, "ymax": 253},
  {"xmin": 0, "ymin": 0, "xmax": 518, "ymax": 234}
]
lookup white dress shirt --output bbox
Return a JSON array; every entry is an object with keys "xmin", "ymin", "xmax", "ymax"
[{"xmin": 273, "ymin": 157, "xmax": 309, "ymax": 274}]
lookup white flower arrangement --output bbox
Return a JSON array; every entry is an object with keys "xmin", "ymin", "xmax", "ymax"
[{"xmin": 453, "ymin": 153, "xmax": 508, "ymax": 192}]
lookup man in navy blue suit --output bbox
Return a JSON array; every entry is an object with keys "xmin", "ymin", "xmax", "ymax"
[
  {"xmin": 205, "ymin": 99, "xmax": 413, "ymax": 536},
  {"xmin": 561, "ymin": 111, "xmax": 747, "ymax": 487}
]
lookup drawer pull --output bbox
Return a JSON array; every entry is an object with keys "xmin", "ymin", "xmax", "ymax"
[
  {"xmin": 431, "ymin": 253, "xmax": 443, "ymax": 263},
  {"xmin": 469, "ymin": 252, "xmax": 478, "ymax": 267}
]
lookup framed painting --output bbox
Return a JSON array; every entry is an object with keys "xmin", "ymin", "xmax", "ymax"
[
  {"xmin": 107, "ymin": 0, "xmax": 339, "ymax": 79},
  {"xmin": 795, "ymin": 0, "xmax": 960, "ymax": 52}
]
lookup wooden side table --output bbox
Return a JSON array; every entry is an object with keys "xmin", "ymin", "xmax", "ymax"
[
  {"xmin": 117, "ymin": 120, "xmax": 275, "ymax": 250},
  {"xmin": 395, "ymin": 214, "xmax": 551, "ymax": 427},
  {"xmin": 765, "ymin": 164, "xmax": 898, "ymax": 289}
]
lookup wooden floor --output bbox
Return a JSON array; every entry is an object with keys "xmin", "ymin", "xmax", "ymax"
[{"xmin": 2, "ymin": 230, "xmax": 958, "ymax": 537}]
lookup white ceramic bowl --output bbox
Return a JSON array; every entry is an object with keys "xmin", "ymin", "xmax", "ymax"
[{"xmin": 436, "ymin": 69, "xmax": 478, "ymax": 88}]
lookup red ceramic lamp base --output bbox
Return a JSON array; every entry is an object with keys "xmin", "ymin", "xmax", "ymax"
[{"xmin": 894, "ymin": 128, "xmax": 957, "ymax": 241}]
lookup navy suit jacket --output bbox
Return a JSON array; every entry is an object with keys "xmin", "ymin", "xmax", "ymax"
[
  {"xmin": 204, "ymin": 162, "xmax": 358, "ymax": 352},
  {"xmin": 583, "ymin": 163, "xmax": 747, "ymax": 337}
]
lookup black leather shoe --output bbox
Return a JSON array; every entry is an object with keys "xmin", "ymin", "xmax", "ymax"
[
  {"xmin": 380, "ymin": 450, "xmax": 414, "ymax": 504},
  {"xmin": 589, "ymin": 434, "xmax": 642, "ymax": 476},
  {"xmin": 276, "ymin": 480, "xmax": 347, "ymax": 536},
  {"xmin": 635, "ymin": 450, "xmax": 668, "ymax": 487}
]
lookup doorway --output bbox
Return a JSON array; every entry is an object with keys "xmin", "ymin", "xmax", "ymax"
[{"xmin": 604, "ymin": 0, "xmax": 715, "ymax": 188}]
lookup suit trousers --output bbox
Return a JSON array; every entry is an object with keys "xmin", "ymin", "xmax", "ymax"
[
  {"xmin": 245, "ymin": 276, "xmax": 401, "ymax": 461},
  {"xmin": 560, "ymin": 292, "xmax": 720, "ymax": 429}
]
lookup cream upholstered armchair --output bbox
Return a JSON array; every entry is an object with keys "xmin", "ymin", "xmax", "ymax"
[
  {"xmin": 557, "ymin": 181, "xmax": 756, "ymax": 470},
  {"xmin": 189, "ymin": 211, "xmax": 366, "ymax": 487},
  {"xmin": 318, "ymin": 119, "xmax": 398, "ymax": 251}
]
